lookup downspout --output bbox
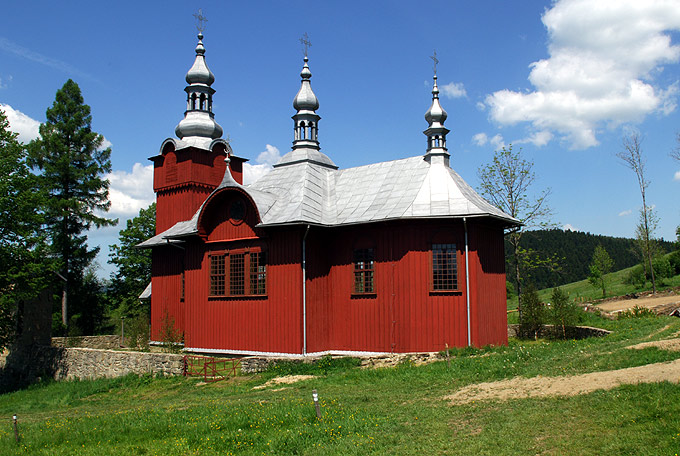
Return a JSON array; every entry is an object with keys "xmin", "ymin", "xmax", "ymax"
[
  {"xmin": 463, "ymin": 217, "xmax": 472, "ymax": 347},
  {"xmin": 302, "ymin": 225, "xmax": 310, "ymax": 355}
]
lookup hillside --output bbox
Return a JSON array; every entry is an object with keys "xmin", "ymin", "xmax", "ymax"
[{"xmin": 507, "ymin": 229, "xmax": 675, "ymax": 290}]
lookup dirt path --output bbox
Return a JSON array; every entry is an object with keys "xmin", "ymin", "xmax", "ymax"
[
  {"xmin": 445, "ymin": 358, "xmax": 680, "ymax": 405},
  {"xmin": 595, "ymin": 295, "xmax": 680, "ymax": 313}
]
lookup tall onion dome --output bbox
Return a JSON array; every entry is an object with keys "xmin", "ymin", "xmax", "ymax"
[
  {"xmin": 175, "ymin": 32, "xmax": 223, "ymax": 139},
  {"xmin": 423, "ymin": 73, "xmax": 450, "ymax": 164},
  {"xmin": 292, "ymin": 55, "xmax": 321, "ymax": 150}
]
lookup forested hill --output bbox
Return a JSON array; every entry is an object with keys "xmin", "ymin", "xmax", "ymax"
[{"xmin": 506, "ymin": 229, "xmax": 675, "ymax": 290}]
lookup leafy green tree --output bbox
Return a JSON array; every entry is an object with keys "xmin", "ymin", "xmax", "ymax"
[
  {"xmin": 518, "ymin": 284, "xmax": 545, "ymax": 340},
  {"xmin": 478, "ymin": 145, "xmax": 554, "ymax": 318},
  {"xmin": 0, "ymin": 108, "xmax": 55, "ymax": 350},
  {"xmin": 549, "ymin": 287, "xmax": 578, "ymax": 339},
  {"xmin": 618, "ymin": 133, "xmax": 656, "ymax": 293},
  {"xmin": 27, "ymin": 79, "xmax": 117, "ymax": 333},
  {"xmin": 588, "ymin": 245, "xmax": 613, "ymax": 298},
  {"xmin": 108, "ymin": 203, "xmax": 156, "ymax": 317}
]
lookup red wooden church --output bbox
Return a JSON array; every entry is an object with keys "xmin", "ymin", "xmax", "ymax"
[{"xmin": 140, "ymin": 33, "xmax": 519, "ymax": 356}]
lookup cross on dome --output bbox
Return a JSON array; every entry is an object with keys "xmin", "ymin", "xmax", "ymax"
[
  {"xmin": 300, "ymin": 33, "xmax": 312, "ymax": 57},
  {"xmin": 193, "ymin": 9, "xmax": 208, "ymax": 33}
]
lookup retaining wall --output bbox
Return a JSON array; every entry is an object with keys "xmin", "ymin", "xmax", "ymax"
[{"xmin": 51, "ymin": 335, "xmax": 122, "ymax": 350}]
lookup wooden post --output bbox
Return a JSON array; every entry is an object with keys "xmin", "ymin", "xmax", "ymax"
[
  {"xmin": 13, "ymin": 414, "xmax": 19, "ymax": 443},
  {"xmin": 312, "ymin": 389, "xmax": 322, "ymax": 419},
  {"xmin": 445, "ymin": 343, "xmax": 450, "ymax": 370}
]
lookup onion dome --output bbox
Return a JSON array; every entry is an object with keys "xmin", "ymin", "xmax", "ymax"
[
  {"xmin": 423, "ymin": 74, "xmax": 450, "ymax": 164},
  {"xmin": 293, "ymin": 56, "xmax": 319, "ymax": 112},
  {"xmin": 175, "ymin": 32, "xmax": 223, "ymax": 140},
  {"xmin": 424, "ymin": 75, "xmax": 448, "ymax": 126}
]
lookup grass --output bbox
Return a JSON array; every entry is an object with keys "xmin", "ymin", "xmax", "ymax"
[{"xmin": 2, "ymin": 313, "xmax": 680, "ymax": 454}]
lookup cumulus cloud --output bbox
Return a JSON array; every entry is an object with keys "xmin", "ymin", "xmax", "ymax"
[
  {"xmin": 105, "ymin": 163, "xmax": 155, "ymax": 219},
  {"xmin": 674, "ymin": 170, "xmax": 680, "ymax": 181},
  {"xmin": 618, "ymin": 209, "xmax": 633, "ymax": 216},
  {"xmin": 243, "ymin": 144, "xmax": 281, "ymax": 185},
  {"xmin": 1, "ymin": 103, "xmax": 40, "ymax": 143},
  {"xmin": 472, "ymin": 132, "xmax": 506, "ymax": 150},
  {"xmin": 563, "ymin": 223, "xmax": 579, "ymax": 231},
  {"xmin": 516, "ymin": 130, "xmax": 554, "ymax": 147},
  {"xmin": 440, "ymin": 81, "xmax": 467, "ymax": 99},
  {"xmin": 485, "ymin": 0, "xmax": 680, "ymax": 149}
]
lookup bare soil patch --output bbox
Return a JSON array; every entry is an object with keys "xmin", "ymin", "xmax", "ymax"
[
  {"xmin": 252, "ymin": 375, "xmax": 315, "ymax": 389},
  {"xmin": 445, "ymin": 358, "xmax": 680, "ymax": 404},
  {"xmin": 595, "ymin": 293, "xmax": 680, "ymax": 314},
  {"xmin": 628, "ymin": 338, "xmax": 680, "ymax": 352}
]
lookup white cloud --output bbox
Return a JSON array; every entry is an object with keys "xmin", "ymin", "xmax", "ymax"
[
  {"xmin": 0, "ymin": 75, "xmax": 11, "ymax": 89},
  {"xmin": 105, "ymin": 163, "xmax": 155, "ymax": 218},
  {"xmin": 485, "ymin": 0, "xmax": 680, "ymax": 149},
  {"xmin": 618, "ymin": 209, "xmax": 633, "ymax": 216},
  {"xmin": 1, "ymin": 103, "xmax": 40, "ymax": 143},
  {"xmin": 674, "ymin": 170, "xmax": 680, "ymax": 181},
  {"xmin": 0, "ymin": 37, "xmax": 94, "ymax": 81},
  {"xmin": 516, "ymin": 130, "xmax": 554, "ymax": 147},
  {"xmin": 563, "ymin": 223, "xmax": 579, "ymax": 231},
  {"xmin": 440, "ymin": 81, "xmax": 467, "ymax": 99},
  {"xmin": 472, "ymin": 132, "xmax": 506, "ymax": 150},
  {"xmin": 100, "ymin": 137, "xmax": 113, "ymax": 149},
  {"xmin": 243, "ymin": 144, "xmax": 282, "ymax": 185}
]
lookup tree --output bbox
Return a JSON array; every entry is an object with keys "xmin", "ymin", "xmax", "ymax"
[
  {"xmin": 549, "ymin": 287, "xmax": 578, "ymax": 339},
  {"xmin": 588, "ymin": 245, "xmax": 613, "ymax": 298},
  {"xmin": 27, "ymin": 79, "xmax": 117, "ymax": 333},
  {"xmin": 617, "ymin": 133, "xmax": 656, "ymax": 293},
  {"xmin": 108, "ymin": 203, "xmax": 156, "ymax": 317},
  {"xmin": 518, "ymin": 285, "xmax": 544, "ymax": 340},
  {"xmin": 0, "ymin": 108, "xmax": 54, "ymax": 350},
  {"xmin": 478, "ymin": 145, "xmax": 553, "ymax": 317}
]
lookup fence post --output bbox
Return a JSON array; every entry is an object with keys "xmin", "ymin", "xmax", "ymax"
[
  {"xmin": 312, "ymin": 389, "xmax": 322, "ymax": 419},
  {"xmin": 13, "ymin": 414, "xmax": 19, "ymax": 443}
]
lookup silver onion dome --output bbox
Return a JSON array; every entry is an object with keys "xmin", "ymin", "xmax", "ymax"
[
  {"xmin": 293, "ymin": 56, "xmax": 319, "ymax": 112},
  {"xmin": 175, "ymin": 32, "xmax": 223, "ymax": 140},
  {"xmin": 424, "ymin": 75, "xmax": 448, "ymax": 126}
]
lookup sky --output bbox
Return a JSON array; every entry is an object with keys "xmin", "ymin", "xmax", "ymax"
[{"xmin": 1, "ymin": 0, "xmax": 680, "ymax": 279}]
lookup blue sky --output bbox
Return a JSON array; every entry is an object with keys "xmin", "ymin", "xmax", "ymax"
[{"xmin": 2, "ymin": 0, "xmax": 680, "ymax": 278}]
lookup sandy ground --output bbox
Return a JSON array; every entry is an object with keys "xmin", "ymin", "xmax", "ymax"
[
  {"xmin": 445, "ymin": 357, "xmax": 680, "ymax": 404},
  {"xmin": 252, "ymin": 375, "xmax": 316, "ymax": 390},
  {"xmin": 595, "ymin": 294, "xmax": 680, "ymax": 313}
]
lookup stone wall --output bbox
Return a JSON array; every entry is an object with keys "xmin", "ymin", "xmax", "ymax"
[
  {"xmin": 2, "ymin": 345, "xmax": 184, "ymax": 382},
  {"xmin": 52, "ymin": 335, "xmax": 122, "ymax": 350},
  {"xmin": 508, "ymin": 324, "xmax": 611, "ymax": 339}
]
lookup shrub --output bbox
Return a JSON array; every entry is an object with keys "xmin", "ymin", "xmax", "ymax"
[
  {"xmin": 617, "ymin": 305, "xmax": 656, "ymax": 319},
  {"xmin": 669, "ymin": 251, "xmax": 680, "ymax": 276},
  {"xmin": 652, "ymin": 255, "xmax": 673, "ymax": 281},
  {"xmin": 548, "ymin": 287, "xmax": 579, "ymax": 339},
  {"xmin": 159, "ymin": 310, "xmax": 183, "ymax": 353},
  {"xmin": 623, "ymin": 264, "xmax": 646, "ymax": 288},
  {"xmin": 125, "ymin": 313, "xmax": 150, "ymax": 351},
  {"xmin": 519, "ymin": 285, "xmax": 545, "ymax": 340}
]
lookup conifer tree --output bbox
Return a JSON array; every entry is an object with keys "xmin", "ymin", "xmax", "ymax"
[{"xmin": 28, "ymin": 79, "xmax": 117, "ymax": 333}]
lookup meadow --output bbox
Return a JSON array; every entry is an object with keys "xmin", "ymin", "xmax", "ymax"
[{"xmin": 2, "ymin": 310, "xmax": 680, "ymax": 455}]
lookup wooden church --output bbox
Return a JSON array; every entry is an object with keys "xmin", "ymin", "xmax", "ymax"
[{"xmin": 139, "ymin": 32, "xmax": 519, "ymax": 356}]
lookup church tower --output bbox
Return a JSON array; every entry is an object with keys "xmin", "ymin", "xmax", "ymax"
[
  {"xmin": 423, "ymin": 52, "xmax": 450, "ymax": 167},
  {"xmin": 150, "ymin": 31, "xmax": 246, "ymax": 234}
]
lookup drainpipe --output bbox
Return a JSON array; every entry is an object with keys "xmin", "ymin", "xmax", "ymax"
[
  {"xmin": 463, "ymin": 217, "xmax": 472, "ymax": 347},
  {"xmin": 302, "ymin": 225, "xmax": 310, "ymax": 355}
]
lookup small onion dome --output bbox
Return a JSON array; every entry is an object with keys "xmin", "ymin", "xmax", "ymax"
[
  {"xmin": 175, "ymin": 111, "xmax": 223, "ymax": 139},
  {"xmin": 425, "ymin": 75, "xmax": 448, "ymax": 125},
  {"xmin": 293, "ymin": 56, "xmax": 319, "ymax": 112},
  {"xmin": 185, "ymin": 33, "xmax": 215, "ymax": 86}
]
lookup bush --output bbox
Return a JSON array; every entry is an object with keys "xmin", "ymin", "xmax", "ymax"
[
  {"xmin": 519, "ymin": 285, "xmax": 545, "ymax": 340},
  {"xmin": 125, "ymin": 313, "xmax": 150, "ymax": 351},
  {"xmin": 623, "ymin": 264, "xmax": 646, "ymax": 288},
  {"xmin": 159, "ymin": 310, "xmax": 183, "ymax": 353},
  {"xmin": 652, "ymin": 255, "xmax": 673, "ymax": 281},
  {"xmin": 669, "ymin": 251, "xmax": 680, "ymax": 276},
  {"xmin": 548, "ymin": 287, "xmax": 579, "ymax": 339},
  {"xmin": 617, "ymin": 305, "xmax": 656, "ymax": 319}
]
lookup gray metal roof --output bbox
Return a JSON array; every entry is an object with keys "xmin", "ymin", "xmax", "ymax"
[{"xmin": 139, "ymin": 152, "xmax": 518, "ymax": 248}]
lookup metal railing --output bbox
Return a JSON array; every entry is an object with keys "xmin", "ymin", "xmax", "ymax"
[{"xmin": 183, "ymin": 355, "xmax": 241, "ymax": 382}]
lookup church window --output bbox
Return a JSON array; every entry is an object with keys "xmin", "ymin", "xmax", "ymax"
[
  {"xmin": 432, "ymin": 243, "xmax": 458, "ymax": 291},
  {"xmin": 209, "ymin": 249, "xmax": 267, "ymax": 297},
  {"xmin": 353, "ymin": 248, "xmax": 375, "ymax": 294}
]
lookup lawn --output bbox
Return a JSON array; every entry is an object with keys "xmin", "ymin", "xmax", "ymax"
[{"xmin": 2, "ymin": 313, "xmax": 680, "ymax": 455}]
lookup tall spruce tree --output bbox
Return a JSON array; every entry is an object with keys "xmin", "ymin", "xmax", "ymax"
[
  {"xmin": 0, "ymin": 109, "xmax": 54, "ymax": 350},
  {"xmin": 28, "ymin": 79, "xmax": 117, "ymax": 333}
]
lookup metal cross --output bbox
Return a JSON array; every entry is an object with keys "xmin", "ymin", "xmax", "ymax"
[
  {"xmin": 193, "ymin": 9, "xmax": 208, "ymax": 33},
  {"xmin": 300, "ymin": 33, "xmax": 312, "ymax": 57},
  {"xmin": 430, "ymin": 50, "xmax": 439, "ymax": 75}
]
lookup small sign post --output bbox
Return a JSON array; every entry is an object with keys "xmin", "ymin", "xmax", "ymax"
[
  {"xmin": 13, "ymin": 414, "xmax": 19, "ymax": 443},
  {"xmin": 312, "ymin": 389, "xmax": 322, "ymax": 420}
]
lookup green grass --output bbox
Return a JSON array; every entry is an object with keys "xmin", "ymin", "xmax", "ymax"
[{"xmin": 2, "ymin": 314, "xmax": 680, "ymax": 454}]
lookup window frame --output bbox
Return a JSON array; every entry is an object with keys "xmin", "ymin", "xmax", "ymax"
[
  {"xmin": 208, "ymin": 247, "xmax": 267, "ymax": 298},
  {"xmin": 431, "ymin": 242, "xmax": 459, "ymax": 292},
  {"xmin": 352, "ymin": 247, "xmax": 376, "ymax": 296}
]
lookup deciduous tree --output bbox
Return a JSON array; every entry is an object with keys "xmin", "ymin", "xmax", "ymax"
[
  {"xmin": 478, "ymin": 145, "xmax": 554, "ymax": 317},
  {"xmin": 618, "ymin": 133, "xmax": 656, "ymax": 293},
  {"xmin": 108, "ymin": 203, "xmax": 155, "ymax": 317},
  {"xmin": 588, "ymin": 245, "xmax": 613, "ymax": 298},
  {"xmin": 27, "ymin": 79, "xmax": 117, "ymax": 333}
]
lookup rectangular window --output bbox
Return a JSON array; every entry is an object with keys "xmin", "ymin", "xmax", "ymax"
[
  {"xmin": 209, "ymin": 254, "xmax": 226, "ymax": 296},
  {"xmin": 230, "ymin": 253, "xmax": 245, "ymax": 296},
  {"xmin": 432, "ymin": 243, "xmax": 458, "ymax": 291},
  {"xmin": 210, "ymin": 250, "xmax": 267, "ymax": 297},
  {"xmin": 353, "ymin": 248, "xmax": 375, "ymax": 294},
  {"xmin": 249, "ymin": 251, "xmax": 267, "ymax": 295},
  {"xmin": 180, "ymin": 270, "xmax": 185, "ymax": 301}
]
